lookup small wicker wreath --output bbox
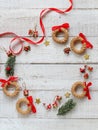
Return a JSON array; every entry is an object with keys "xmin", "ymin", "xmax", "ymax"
[
  {"xmin": 52, "ymin": 28, "xmax": 69, "ymax": 44},
  {"xmin": 71, "ymin": 81, "xmax": 86, "ymax": 99},
  {"xmin": 70, "ymin": 36, "xmax": 86, "ymax": 54},
  {"xmin": 3, "ymin": 82, "xmax": 20, "ymax": 97},
  {"xmin": 16, "ymin": 98, "xmax": 31, "ymax": 115}
]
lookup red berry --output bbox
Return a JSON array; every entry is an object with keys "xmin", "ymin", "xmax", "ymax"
[
  {"xmin": 47, "ymin": 104, "xmax": 52, "ymax": 110},
  {"xmin": 88, "ymin": 66, "xmax": 93, "ymax": 72},
  {"xmin": 84, "ymin": 73, "xmax": 89, "ymax": 79},
  {"xmin": 28, "ymin": 29, "xmax": 33, "ymax": 36},
  {"xmin": 52, "ymin": 101, "xmax": 58, "ymax": 108},
  {"xmin": 24, "ymin": 46, "xmax": 31, "ymax": 52},
  {"xmin": 6, "ymin": 66, "xmax": 11, "ymax": 71},
  {"xmin": 64, "ymin": 47, "xmax": 71, "ymax": 54},
  {"xmin": 80, "ymin": 68, "xmax": 85, "ymax": 73},
  {"xmin": 55, "ymin": 96, "xmax": 62, "ymax": 101}
]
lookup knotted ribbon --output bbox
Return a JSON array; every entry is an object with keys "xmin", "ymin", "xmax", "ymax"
[
  {"xmin": 52, "ymin": 23, "xmax": 70, "ymax": 31},
  {"xmin": 0, "ymin": 0, "xmax": 73, "ymax": 55},
  {"xmin": 84, "ymin": 82, "xmax": 92, "ymax": 100},
  {"xmin": 79, "ymin": 33, "xmax": 93, "ymax": 49},
  {"xmin": 0, "ymin": 76, "xmax": 18, "ymax": 87},
  {"xmin": 27, "ymin": 96, "xmax": 36, "ymax": 113}
]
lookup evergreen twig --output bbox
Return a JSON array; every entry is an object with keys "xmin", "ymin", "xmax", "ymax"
[
  {"xmin": 57, "ymin": 99, "xmax": 76, "ymax": 116},
  {"xmin": 5, "ymin": 56, "xmax": 16, "ymax": 77}
]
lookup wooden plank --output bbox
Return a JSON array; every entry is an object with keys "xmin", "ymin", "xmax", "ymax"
[
  {"xmin": 0, "ymin": 90, "xmax": 97, "ymax": 118},
  {"xmin": 0, "ymin": 118, "xmax": 98, "ymax": 130},
  {"xmin": 0, "ymin": 37, "xmax": 96, "ymax": 63},
  {"xmin": 0, "ymin": 10, "xmax": 98, "ymax": 37},
  {"xmin": 0, "ymin": 0, "xmax": 97, "ymax": 9},
  {"xmin": 0, "ymin": 64, "xmax": 97, "ymax": 90}
]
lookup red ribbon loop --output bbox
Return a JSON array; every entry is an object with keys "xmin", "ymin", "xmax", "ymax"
[
  {"xmin": 84, "ymin": 82, "xmax": 92, "ymax": 100},
  {"xmin": 0, "ymin": 76, "xmax": 18, "ymax": 87},
  {"xmin": 52, "ymin": 23, "xmax": 70, "ymax": 31},
  {"xmin": 27, "ymin": 96, "xmax": 36, "ymax": 113},
  {"xmin": 79, "ymin": 33, "xmax": 93, "ymax": 49},
  {"xmin": 0, "ymin": 0, "xmax": 73, "ymax": 55}
]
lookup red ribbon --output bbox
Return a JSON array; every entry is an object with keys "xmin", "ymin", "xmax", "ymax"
[
  {"xmin": 79, "ymin": 33, "xmax": 93, "ymax": 49},
  {"xmin": 0, "ymin": 76, "xmax": 18, "ymax": 87},
  {"xmin": 52, "ymin": 23, "xmax": 69, "ymax": 31},
  {"xmin": 84, "ymin": 82, "xmax": 92, "ymax": 100},
  {"xmin": 27, "ymin": 96, "xmax": 36, "ymax": 113},
  {"xmin": 0, "ymin": 0, "xmax": 73, "ymax": 55}
]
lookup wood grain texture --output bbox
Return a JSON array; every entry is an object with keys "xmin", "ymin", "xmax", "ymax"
[
  {"xmin": 0, "ymin": 0, "xmax": 97, "ymax": 130},
  {"xmin": 0, "ymin": 0, "xmax": 97, "ymax": 9},
  {"xmin": 0, "ymin": 37, "xmax": 97, "ymax": 63},
  {"xmin": 0, "ymin": 10, "xmax": 98, "ymax": 36},
  {"xmin": 0, "ymin": 119, "xmax": 98, "ymax": 130},
  {"xmin": 0, "ymin": 64, "xmax": 97, "ymax": 90}
]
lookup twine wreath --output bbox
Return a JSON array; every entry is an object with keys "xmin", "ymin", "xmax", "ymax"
[
  {"xmin": 52, "ymin": 23, "xmax": 69, "ymax": 44},
  {"xmin": 0, "ymin": 76, "xmax": 20, "ymax": 97},
  {"xmin": 70, "ymin": 33, "xmax": 93, "ymax": 55}
]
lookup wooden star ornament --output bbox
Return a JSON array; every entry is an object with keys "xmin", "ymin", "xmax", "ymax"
[
  {"xmin": 84, "ymin": 54, "xmax": 89, "ymax": 60},
  {"xmin": 65, "ymin": 92, "xmax": 71, "ymax": 98},
  {"xmin": 35, "ymin": 98, "xmax": 41, "ymax": 104},
  {"xmin": 44, "ymin": 40, "xmax": 50, "ymax": 46}
]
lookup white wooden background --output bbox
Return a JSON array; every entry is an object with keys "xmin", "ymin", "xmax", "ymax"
[{"xmin": 0, "ymin": 0, "xmax": 98, "ymax": 130}]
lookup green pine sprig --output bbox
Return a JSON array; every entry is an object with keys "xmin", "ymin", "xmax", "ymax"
[
  {"xmin": 57, "ymin": 99, "xmax": 76, "ymax": 116},
  {"xmin": 5, "ymin": 56, "xmax": 16, "ymax": 77}
]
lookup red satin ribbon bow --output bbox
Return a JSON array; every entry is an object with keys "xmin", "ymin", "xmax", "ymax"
[
  {"xmin": 79, "ymin": 33, "xmax": 93, "ymax": 49},
  {"xmin": 84, "ymin": 82, "xmax": 92, "ymax": 100},
  {"xmin": 0, "ymin": 0, "xmax": 73, "ymax": 55},
  {"xmin": 52, "ymin": 23, "xmax": 70, "ymax": 31},
  {"xmin": 27, "ymin": 96, "xmax": 36, "ymax": 113},
  {"xmin": 0, "ymin": 76, "xmax": 18, "ymax": 87}
]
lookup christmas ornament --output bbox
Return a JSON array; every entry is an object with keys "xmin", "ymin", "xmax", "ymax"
[
  {"xmin": 80, "ymin": 65, "xmax": 93, "ymax": 80},
  {"xmin": 0, "ymin": 76, "xmax": 20, "ymax": 97},
  {"xmin": 71, "ymin": 81, "xmax": 92, "ymax": 100},
  {"xmin": 16, "ymin": 89, "xmax": 36, "ymax": 115},
  {"xmin": 70, "ymin": 33, "xmax": 93, "ymax": 55},
  {"xmin": 71, "ymin": 81, "xmax": 86, "ymax": 99},
  {"xmin": 57, "ymin": 99, "xmax": 76, "ymax": 115},
  {"xmin": 52, "ymin": 23, "xmax": 69, "ymax": 44},
  {"xmin": 28, "ymin": 25, "xmax": 38, "ymax": 38},
  {"xmin": 43, "ymin": 95, "xmax": 62, "ymax": 110},
  {"xmin": 65, "ymin": 92, "xmax": 71, "ymax": 98},
  {"xmin": 35, "ymin": 98, "xmax": 41, "ymax": 104},
  {"xmin": 44, "ymin": 40, "xmax": 50, "ymax": 46},
  {"xmin": 84, "ymin": 54, "xmax": 89, "ymax": 60}
]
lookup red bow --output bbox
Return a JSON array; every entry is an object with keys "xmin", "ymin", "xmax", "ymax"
[
  {"xmin": 79, "ymin": 33, "xmax": 93, "ymax": 49},
  {"xmin": 52, "ymin": 23, "xmax": 69, "ymax": 31},
  {"xmin": 27, "ymin": 96, "xmax": 36, "ymax": 113},
  {"xmin": 84, "ymin": 82, "xmax": 92, "ymax": 100},
  {"xmin": 0, "ymin": 76, "xmax": 18, "ymax": 87}
]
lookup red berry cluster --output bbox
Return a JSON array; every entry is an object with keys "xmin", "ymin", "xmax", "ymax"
[
  {"xmin": 43, "ymin": 95, "xmax": 62, "ymax": 110},
  {"xmin": 24, "ymin": 46, "xmax": 31, "ymax": 52},
  {"xmin": 80, "ymin": 65, "xmax": 93, "ymax": 80}
]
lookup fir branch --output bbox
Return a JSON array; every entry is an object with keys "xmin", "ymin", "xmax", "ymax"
[
  {"xmin": 57, "ymin": 99, "xmax": 76, "ymax": 116},
  {"xmin": 5, "ymin": 56, "xmax": 16, "ymax": 77}
]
